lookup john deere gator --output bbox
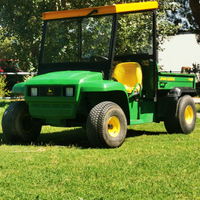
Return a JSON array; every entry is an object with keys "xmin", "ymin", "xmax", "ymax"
[{"xmin": 2, "ymin": 1, "xmax": 197, "ymax": 148}]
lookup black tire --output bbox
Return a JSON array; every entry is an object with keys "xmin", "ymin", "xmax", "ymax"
[
  {"xmin": 164, "ymin": 117, "xmax": 180, "ymax": 134},
  {"xmin": 177, "ymin": 95, "xmax": 196, "ymax": 133},
  {"xmin": 86, "ymin": 101, "xmax": 127, "ymax": 148},
  {"xmin": 2, "ymin": 101, "xmax": 41, "ymax": 143},
  {"xmin": 164, "ymin": 95, "xmax": 196, "ymax": 134}
]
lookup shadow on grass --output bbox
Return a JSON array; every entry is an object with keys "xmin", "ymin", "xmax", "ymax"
[
  {"xmin": 36, "ymin": 128, "xmax": 90, "ymax": 148},
  {"xmin": 0, "ymin": 128, "xmax": 167, "ymax": 148},
  {"xmin": 127, "ymin": 129, "xmax": 167, "ymax": 138},
  {"xmin": 0, "ymin": 128, "xmax": 90, "ymax": 148},
  {"xmin": 37, "ymin": 129, "xmax": 167, "ymax": 148}
]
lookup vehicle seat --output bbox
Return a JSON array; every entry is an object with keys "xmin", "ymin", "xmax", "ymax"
[{"xmin": 112, "ymin": 62, "xmax": 142, "ymax": 94}]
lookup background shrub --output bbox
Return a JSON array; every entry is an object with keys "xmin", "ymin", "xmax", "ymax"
[{"xmin": 0, "ymin": 59, "xmax": 23, "ymax": 91}]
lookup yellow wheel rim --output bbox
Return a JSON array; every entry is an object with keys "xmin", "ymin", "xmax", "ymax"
[
  {"xmin": 107, "ymin": 116, "xmax": 120, "ymax": 138},
  {"xmin": 185, "ymin": 106, "xmax": 194, "ymax": 125}
]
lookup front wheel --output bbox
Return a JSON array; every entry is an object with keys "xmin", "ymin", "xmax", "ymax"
[
  {"xmin": 164, "ymin": 95, "xmax": 196, "ymax": 134},
  {"xmin": 2, "ymin": 101, "xmax": 41, "ymax": 143},
  {"xmin": 86, "ymin": 101, "xmax": 127, "ymax": 148}
]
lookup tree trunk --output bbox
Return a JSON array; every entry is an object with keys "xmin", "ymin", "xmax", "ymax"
[
  {"xmin": 61, "ymin": 0, "xmax": 67, "ymax": 10},
  {"xmin": 190, "ymin": 0, "xmax": 200, "ymax": 28}
]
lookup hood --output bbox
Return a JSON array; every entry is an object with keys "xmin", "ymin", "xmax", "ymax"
[{"xmin": 26, "ymin": 70, "xmax": 103, "ymax": 85}]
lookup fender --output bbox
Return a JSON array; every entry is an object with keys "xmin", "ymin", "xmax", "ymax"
[
  {"xmin": 158, "ymin": 87, "xmax": 196, "ymax": 118},
  {"xmin": 79, "ymin": 81, "xmax": 130, "ymax": 124},
  {"xmin": 12, "ymin": 82, "xmax": 26, "ymax": 95},
  {"xmin": 167, "ymin": 87, "xmax": 196, "ymax": 98}
]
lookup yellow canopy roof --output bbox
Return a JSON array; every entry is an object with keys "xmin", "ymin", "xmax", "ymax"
[{"xmin": 42, "ymin": 1, "xmax": 158, "ymax": 20}]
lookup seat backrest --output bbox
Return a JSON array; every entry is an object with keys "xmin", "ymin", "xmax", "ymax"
[{"xmin": 112, "ymin": 62, "xmax": 142, "ymax": 90}]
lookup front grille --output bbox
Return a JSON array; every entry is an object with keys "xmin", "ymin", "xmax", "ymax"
[{"xmin": 39, "ymin": 86, "xmax": 62, "ymax": 97}]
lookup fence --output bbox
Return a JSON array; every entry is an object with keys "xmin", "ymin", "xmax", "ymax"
[{"xmin": 0, "ymin": 72, "xmax": 37, "ymax": 75}]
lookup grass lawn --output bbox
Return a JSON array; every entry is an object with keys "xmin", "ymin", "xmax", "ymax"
[{"xmin": 0, "ymin": 100, "xmax": 200, "ymax": 199}]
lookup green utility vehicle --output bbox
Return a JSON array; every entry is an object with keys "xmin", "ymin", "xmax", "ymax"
[{"xmin": 2, "ymin": 1, "xmax": 197, "ymax": 148}]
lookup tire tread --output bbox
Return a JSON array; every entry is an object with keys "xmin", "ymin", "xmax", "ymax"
[{"xmin": 86, "ymin": 101, "xmax": 127, "ymax": 148}]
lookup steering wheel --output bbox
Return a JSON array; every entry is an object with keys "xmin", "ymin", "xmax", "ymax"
[{"xmin": 88, "ymin": 55, "xmax": 108, "ymax": 62}]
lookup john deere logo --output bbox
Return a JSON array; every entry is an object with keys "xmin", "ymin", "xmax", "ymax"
[
  {"xmin": 141, "ymin": 60, "xmax": 149, "ymax": 66},
  {"xmin": 47, "ymin": 87, "xmax": 54, "ymax": 96}
]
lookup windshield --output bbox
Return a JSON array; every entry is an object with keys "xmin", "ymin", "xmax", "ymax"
[
  {"xmin": 115, "ymin": 11, "xmax": 153, "ymax": 56},
  {"xmin": 42, "ymin": 15, "xmax": 113, "ymax": 63}
]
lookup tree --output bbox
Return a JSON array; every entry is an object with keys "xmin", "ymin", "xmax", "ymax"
[
  {"xmin": 0, "ymin": 27, "xmax": 14, "ymax": 60},
  {"xmin": 0, "ymin": 0, "xmax": 181, "ymax": 71},
  {"xmin": 189, "ymin": 0, "xmax": 200, "ymax": 28},
  {"xmin": 189, "ymin": 0, "xmax": 200, "ymax": 43},
  {"xmin": 166, "ymin": 0, "xmax": 200, "ymax": 42}
]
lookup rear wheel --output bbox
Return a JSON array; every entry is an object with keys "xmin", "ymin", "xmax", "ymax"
[
  {"xmin": 86, "ymin": 101, "xmax": 127, "ymax": 148},
  {"xmin": 177, "ymin": 95, "xmax": 196, "ymax": 133},
  {"xmin": 164, "ymin": 95, "xmax": 196, "ymax": 134},
  {"xmin": 2, "ymin": 101, "xmax": 41, "ymax": 143}
]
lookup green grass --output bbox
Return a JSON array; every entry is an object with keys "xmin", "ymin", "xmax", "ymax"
[
  {"xmin": 196, "ymin": 104, "xmax": 200, "ymax": 112},
  {"xmin": 0, "ymin": 101, "xmax": 200, "ymax": 199}
]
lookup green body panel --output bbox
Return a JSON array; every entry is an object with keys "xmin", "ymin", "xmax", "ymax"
[
  {"xmin": 129, "ymin": 100, "xmax": 138, "ymax": 121},
  {"xmin": 20, "ymin": 71, "xmax": 128, "ymax": 126},
  {"xmin": 129, "ymin": 99, "xmax": 156, "ymax": 125},
  {"xmin": 138, "ymin": 101, "xmax": 156, "ymax": 123},
  {"xmin": 80, "ymin": 81, "xmax": 127, "ymax": 92},
  {"xmin": 12, "ymin": 82, "xmax": 26, "ymax": 94},
  {"xmin": 25, "ymin": 71, "xmax": 103, "ymax": 86},
  {"xmin": 25, "ymin": 97, "xmax": 77, "ymax": 126},
  {"xmin": 158, "ymin": 72, "xmax": 196, "ymax": 90}
]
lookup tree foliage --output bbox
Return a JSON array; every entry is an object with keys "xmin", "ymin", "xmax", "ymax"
[
  {"xmin": 167, "ymin": 0, "xmax": 200, "ymax": 43},
  {"xmin": 0, "ymin": 28, "xmax": 14, "ymax": 60},
  {"xmin": 0, "ymin": 0, "xmax": 181, "ymax": 71},
  {"xmin": 43, "ymin": 15, "xmax": 113, "ymax": 63}
]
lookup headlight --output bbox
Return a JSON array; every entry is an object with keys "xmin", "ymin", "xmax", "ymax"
[
  {"xmin": 31, "ymin": 87, "xmax": 38, "ymax": 96},
  {"xmin": 65, "ymin": 87, "xmax": 74, "ymax": 97}
]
